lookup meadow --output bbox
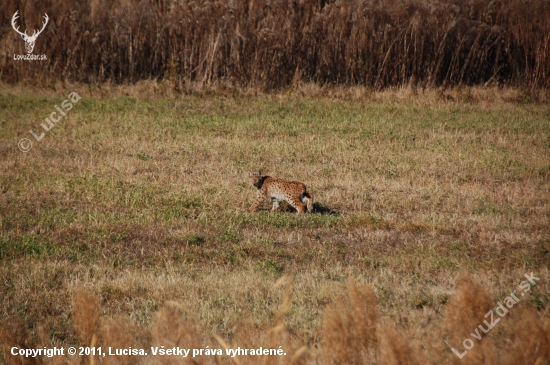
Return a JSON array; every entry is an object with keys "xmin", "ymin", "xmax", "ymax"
[{"xmin": 0, "ymin": 84, "xmax": 549, "ymax": 364}]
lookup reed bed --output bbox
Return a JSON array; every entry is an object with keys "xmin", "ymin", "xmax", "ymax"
[{"xmin": 1, "ymin": 0, "xmax": 549, "ymax": 89}]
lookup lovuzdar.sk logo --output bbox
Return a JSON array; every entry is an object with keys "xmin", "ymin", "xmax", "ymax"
[{"xmin": 11, "ymin": 10, "xmax": 48, "ymax": 61}]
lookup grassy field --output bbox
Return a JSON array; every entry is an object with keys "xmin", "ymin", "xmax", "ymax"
[{"xmin": 0, "ymin": 84, "xmax": 549, "ymax": 364}]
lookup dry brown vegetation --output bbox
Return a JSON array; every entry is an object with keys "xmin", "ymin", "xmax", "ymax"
[
  {"xmin": 1, "ymin": 276, "xmax": 549, "ymax": 364},
  {"xmin": 0, "ymin": 84, "xmax": 549, "ymax": 364},
  {"xmin": 1, "ymin": 0, "xmax": 550, "ymax": 89}
]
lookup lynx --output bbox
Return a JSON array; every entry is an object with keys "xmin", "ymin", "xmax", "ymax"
[{"xmin": 247, "ymin": 171, "xmax": 314, "ymax": 214}]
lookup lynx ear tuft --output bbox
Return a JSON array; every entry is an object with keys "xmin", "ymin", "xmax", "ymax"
[{"xmin": 258, "ymin": 170, "xmax": 262, "ymax": 176}]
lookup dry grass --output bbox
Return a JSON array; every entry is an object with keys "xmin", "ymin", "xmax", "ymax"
[
  {"xmin": 0, "ymin": 84, "xmax": 549, "ymax": 364},
  {"xmin": 1, "ymin": 0, "xmax": 550, "ymax": 89}
]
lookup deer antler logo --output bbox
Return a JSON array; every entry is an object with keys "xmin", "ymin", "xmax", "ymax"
[{"xmin": 11, "ymin": 11, "xmax": 49, "ymax": 54}]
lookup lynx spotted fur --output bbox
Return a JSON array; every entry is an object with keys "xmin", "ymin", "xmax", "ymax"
[{"xmin": 247, "ymin": 171, "xmax": 314, "ymax": 214}]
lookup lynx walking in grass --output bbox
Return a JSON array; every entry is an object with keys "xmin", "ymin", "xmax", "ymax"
[{"xmin": 247, "ymin": 171, "xmax": 314, "ymax": 214}]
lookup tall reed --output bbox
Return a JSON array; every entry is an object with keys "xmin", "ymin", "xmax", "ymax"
[{"xmin": 1, "ymin": 0, "xmax": 549, "ymax": 89}]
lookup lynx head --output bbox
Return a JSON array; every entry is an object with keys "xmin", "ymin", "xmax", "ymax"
[{"xmin": 248, "ymin": 170, "xmax": 265, "ymax": 189}]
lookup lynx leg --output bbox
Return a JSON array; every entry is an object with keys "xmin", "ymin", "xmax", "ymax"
[
  {"xmin": 248, "ymin": 193, "xmax": 265, "ymax": 213},
  {"xmin": 271, "ymin": 198, "xmax": 280, "ymax": 211},
  {"xmin": 289, "ymin": 198, "xmax": 306, "ymax": 214},
  {"xmin": 302, "ymin": 192, "xmax": 314, "ymax": 212},
  {"xmin": 295, "ymin": 202, "xmax": 306, "ymax": 214}
]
